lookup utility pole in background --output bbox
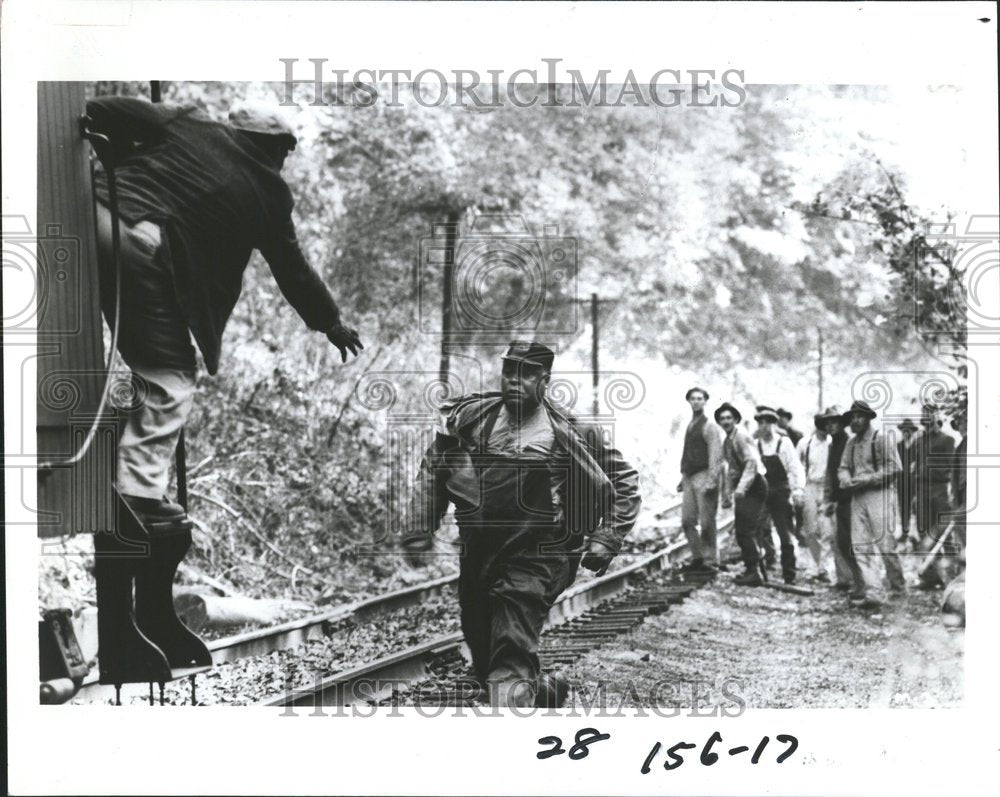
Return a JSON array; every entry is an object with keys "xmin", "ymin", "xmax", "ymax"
[
  {"xmin": 438, "ymin": 211, "xmax": 461, "ymax": 388},
  {"xmin": 590, "ymin": 293, "xmax": 600, "ymax": 417},
  {"xmin": 817, "ymin": 327, "xmax": 824, "ymax": 412}
]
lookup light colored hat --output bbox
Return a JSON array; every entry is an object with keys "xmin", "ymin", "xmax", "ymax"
[{"xmin": 228, "ymin": 101, "xmax": 297, "ymax": 147}]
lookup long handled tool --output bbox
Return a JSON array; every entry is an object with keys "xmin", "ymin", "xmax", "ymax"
[{"xmin": 916, "ymin": 521, "xmax": 956, "ymax": 582}]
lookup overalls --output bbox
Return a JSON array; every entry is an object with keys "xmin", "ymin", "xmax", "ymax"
[
  {"xmin": 756, "ymin": 438, "xmax": 797, "ymax": 581},
  {"xmin": 447, "ymin": 406, "xmax": 576, "ymax": 707}
]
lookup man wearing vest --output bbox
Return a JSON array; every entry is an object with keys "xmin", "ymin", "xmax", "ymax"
[
  {"xmin": 837, "ymin": 400, "xmax": 907, "ymax": 608},
  {"xmin": 754, "ymin": 406, "xmax": 806, "ymax": 584},
  {"xmin": 796, "ymin": 407, "xmax": 852, "ymax": 584},
  {"xmin": 718, "ymin": 402, "xmax": 768, "ymax": 586},
  {"xmin": 822, "ymin": 406, "xmax": 866, "ymax": 597},
  {"xmin": 678, "ymin": 387, "xmax": 725, "ymax": 574}
]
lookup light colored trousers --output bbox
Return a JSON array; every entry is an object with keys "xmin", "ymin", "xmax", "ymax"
[
  {"xmin": 116, "ymin": 367, "xmax": 196, "ymax": 499},
  {"xmin": 800, "ymin": 481, "xmax": 853, "ymax": 582},
  {"xmin": 96, "ymin": 203, "xmax": 197, "ymax": 499},
  {"xmin": 681, "ymin": 469, "xmax": 719, "ymax": 565},
  {"xmin": 850, "ymin": 487, "xmax": 907, "ymax": 600}
]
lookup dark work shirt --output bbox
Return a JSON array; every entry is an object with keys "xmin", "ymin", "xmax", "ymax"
[
  {"xmin": 87, "ymin": 96, "xmax": 340, "ymax": 374},
  {"xmin": 915, "ymin": 429, "xmax": 956, "ymax": 485}
]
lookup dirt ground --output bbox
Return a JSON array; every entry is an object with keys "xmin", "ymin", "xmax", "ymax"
[{"xmin": 564, "ymin": 562, "xmax": 964, "ymax": 711}]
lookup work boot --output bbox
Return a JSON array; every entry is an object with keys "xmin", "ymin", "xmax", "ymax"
[
  {"xmin": 850, "ymin": 595, "xmax": 883, "ymax": 610},
  {"xmin": 734, "ymin": 571, "xmax": 763, "ymax": 587},
  {"xmin": 783, "ymin": 574, "xmax": 797, "ymax": 585},
  {"xmin": 681, "ymin": 558, "xmax": 706, "ymax": 573},
  {"xmin": 535, "ymin": 671, "xmax": 570, "ymax": 709}
]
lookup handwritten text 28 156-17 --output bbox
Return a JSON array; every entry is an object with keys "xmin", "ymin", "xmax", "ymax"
[{"xmin": 536, "ymin": 729, "xmax": 799, "ymax": 771}]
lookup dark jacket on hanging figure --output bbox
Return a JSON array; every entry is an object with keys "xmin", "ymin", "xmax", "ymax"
[{"xmin": 86, "ymin": 95, "xmax": 341, "ymax": 374}]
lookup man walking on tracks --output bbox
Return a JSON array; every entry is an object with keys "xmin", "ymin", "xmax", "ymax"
[
  {"xmin": 837, "ymin": 400, "xmax": 906, "ymax": 608},
  {"xmin": 677, "ymin": 387, "xmax": 724, "ymax": 575},
  {"xmin": 754, "ymin": 406, "xmax": 805, "ymax": 584},
  {"xmin": 718, "ymin": 402, "xmax": 768, "ymax": 587},
  {"xmin": 402, "ymin": 342, "xmax": 641, "ymax": 708},
  {"xmin": 85, "ymin": 95, "xmax": 363, "ymax": 529}
]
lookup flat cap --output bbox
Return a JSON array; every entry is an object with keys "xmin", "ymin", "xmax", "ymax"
[
  {"xmin": 755, "ymin": 405, "xmax": 780, "ymax": 423},
  {"xmin": 502, "ymin": 340, "xmax": 555, "ymax": 371},
  {"xmin": 228, "ymin": 100, "xmax": 297, "ymax": 147}
]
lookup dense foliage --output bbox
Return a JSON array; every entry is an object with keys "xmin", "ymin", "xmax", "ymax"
[{"xmin": 57, "ymin": 81, "xmax": 965, "ymax": 606}]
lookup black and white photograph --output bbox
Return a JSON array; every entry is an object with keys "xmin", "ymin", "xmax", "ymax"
[{"xmin": 5, "ymin": 2, "xmax": 999, "ymax": 795}]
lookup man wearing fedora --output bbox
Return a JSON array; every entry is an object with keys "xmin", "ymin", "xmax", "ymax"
[
  {"xmin": 677, "ymin": 387, "xmax": 725, "ymax": 575},
  {"xmin": 402, "ymin": 341, "xmax": 641, "ymax": 707},
  {"xmin": 718, "ymin": 402, "xmax": 769, "ymax": 586},
  {"xmin": 837, "ymin": 400, "xmax": 907, "ymax": 607},
  {"xmin": 896, "ymin": 418, "xmax": 921, "ymax": 548},
  {"xmin": 822, "ymin": 407, "xmax": 865, "ymax": 596},
  {"xmin": 754, "ymin": 406, "xmax": 805, "ymax": 584},
  {"xmin": 776, "ymin": 408, "xmax": 804, "ymax": 446}
]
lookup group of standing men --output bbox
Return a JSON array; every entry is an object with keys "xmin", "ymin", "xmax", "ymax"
[{"xmin": 679, "ymin": 389, "xmax": 967, "ymax": 608}]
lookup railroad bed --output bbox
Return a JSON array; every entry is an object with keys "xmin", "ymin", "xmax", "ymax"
[
  {"xmin": 73, "ymin": 502, "xmax": 704, "ymax": 705},
  {"xmin": 279, "ymin": 570, "xmax": 719, "ymax": 710}
]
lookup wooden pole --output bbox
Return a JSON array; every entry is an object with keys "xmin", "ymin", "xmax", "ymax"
[
  {"xmin": 817, "ymin": 327, "xmax": 824, "ymax": 412},
  {"xmin": 439, "ymin": 211, "xmax": 460, "ymax": 387},
  {"xmin": 591, "ymin": 293, "xmax": 600, "ymax": 417}
]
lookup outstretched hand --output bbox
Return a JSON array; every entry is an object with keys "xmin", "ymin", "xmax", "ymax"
[
  {"xmin": 581, "ymin": 540, "xmax": 615, "ymax": 576},
  {"xmin": 327, "ymin": 324, "xmax": 364, "ymax": 362}
]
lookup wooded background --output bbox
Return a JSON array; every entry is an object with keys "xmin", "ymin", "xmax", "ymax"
[{"xmin": 41, "ymin": 81, "xmax": 972, "ymax": 610}]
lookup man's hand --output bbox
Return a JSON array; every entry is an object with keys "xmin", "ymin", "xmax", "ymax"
[
  {"xmin": 402, "ymin": 534, "xmax": 432, "ymax": 568},
  {"xmin": 791, "ymin": 489, "xmax": 805, "ymax": 509},
  {"xmin": 581, "ymin": 540, "xmax": 615, "ymax": 575},
  {"xmin": 822, "ymin": 502, "xmax": 836, "ymax": 517},
  {"xmin": 721, "ymin": 496, "xmax": 733, "ymax": 509},
  {"xmin": 327, "ymin": 324, "xmax": 364, "ymax": 363},
  {"xmin": 676, "ymin": 479, "xmax": 684, "ymax": 493}
]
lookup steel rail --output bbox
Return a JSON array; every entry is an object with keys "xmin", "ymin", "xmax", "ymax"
[
  {"xmin": 266, "ymin": 515, "xmax": 735, "ymax": 708},
  {"xmin": 74, "ymin": 501, "xmax": 687, "ymax": 703}
]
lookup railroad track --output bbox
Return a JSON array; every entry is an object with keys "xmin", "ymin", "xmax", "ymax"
[
  {"xmin": 73, "ymin": 501, "xmax": 684, "ymax": 704},
  {"xmin": 78, "ymin": 498, "xmax": 816, "ymax": 706},
  {"xmin": 268, "ymin": 515, "xmax": 736, "ymax": 709}
]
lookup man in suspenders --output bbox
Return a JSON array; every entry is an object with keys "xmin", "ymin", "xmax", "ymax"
[
  {"xmin": 753, "ymin": 406, "xmax": 806, "ymax": 584},
  {"xmin": 837, "ymin": 400, "xmax": 907, "ymax": 608},
  {"xmin": 797, "ymin": 408, "xmax": 853, "ymax": 585}
]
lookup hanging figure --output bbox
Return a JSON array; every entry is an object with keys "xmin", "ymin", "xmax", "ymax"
[
  {"xmin": 402, "ymin": 342, "xmax": 641, "ymax": 708},
  {"xmin": 85, "ymin": 95, "xmax": 364, "ymax": 527}
]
